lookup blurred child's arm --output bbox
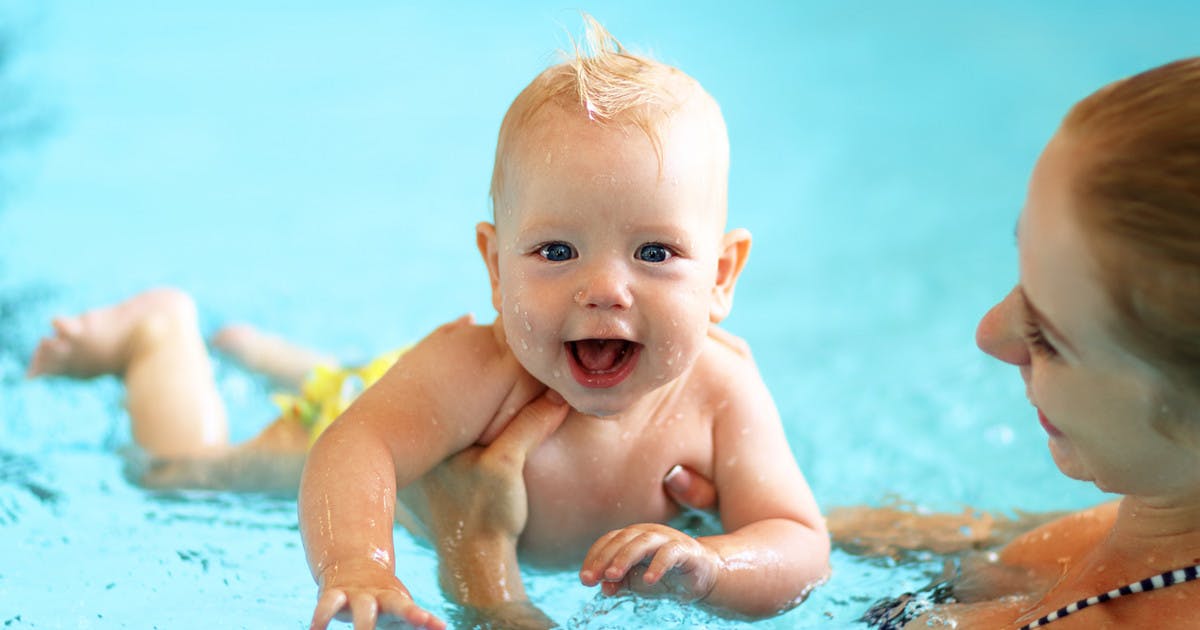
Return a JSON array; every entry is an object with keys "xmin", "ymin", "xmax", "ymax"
[
  {"xmin": 299, "ymin": 317, "xmax": 544, "ymax": 630},
  {"xmin": 581, "ymin": 353, "xmax": 830, "ymax": 619}
]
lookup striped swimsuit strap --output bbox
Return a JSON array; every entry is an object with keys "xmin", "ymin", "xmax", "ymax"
[{"xmin": 1018, "ymin": 563, "xmax": 1200, "ymax": 629}]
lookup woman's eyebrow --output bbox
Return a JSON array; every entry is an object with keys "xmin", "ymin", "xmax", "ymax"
[{"xmin": 1019, "ymin": 287, "xmax": 1078, "ymax": 356}]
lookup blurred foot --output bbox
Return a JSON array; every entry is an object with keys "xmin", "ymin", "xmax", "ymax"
[{"xmin": 28, "ymin": 288, "xmax": 198, "ymax": 379}]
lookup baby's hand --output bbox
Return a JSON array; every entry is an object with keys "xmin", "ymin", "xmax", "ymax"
[
  {"xmin": 579, "ymin": 523, "xmax": 720, "ymax": 602},
  {"xmin": 310, "ymin": 565, "xmax": 446, "ymax": 630}
]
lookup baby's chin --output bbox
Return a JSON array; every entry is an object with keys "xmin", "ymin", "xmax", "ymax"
[{"xmin": 561, "ymin": 395, "xmax": 624, "ymax": 418}]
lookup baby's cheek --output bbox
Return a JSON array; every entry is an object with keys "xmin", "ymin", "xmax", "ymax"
[{"xmin": 503, "ymin": 298, "xmax": 554, "ymax": 357}]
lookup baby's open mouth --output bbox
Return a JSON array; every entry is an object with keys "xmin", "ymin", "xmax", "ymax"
[{"xmin": 566, "ymin": 339, "xmax": 642, "ymax": 388}]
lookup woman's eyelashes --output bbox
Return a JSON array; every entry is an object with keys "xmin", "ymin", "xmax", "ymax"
[{"xmin": 1023, "ymin": 318, "xmax": 1059, "ymax": 358}]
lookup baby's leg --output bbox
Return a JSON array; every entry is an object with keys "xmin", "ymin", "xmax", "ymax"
[
  {"xmin": 29, "ymin": 288, "xmax": 230, "ymax": 459},
  {"xmin": 211, "ymin": 324, "xmax": 337, "ymax": 391},
  {"xmin": 139, "ymin": 416, "xmax": 310, "ymax": 492}
]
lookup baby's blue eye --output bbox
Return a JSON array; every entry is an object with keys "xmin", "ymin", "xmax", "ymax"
[
  {"xmin": 539, "ymin": 242, "xmax": 575, "ymax": 262},
  {"xmin": 636, "ymin": 243, "xmax": 672, "ymax": 263}
]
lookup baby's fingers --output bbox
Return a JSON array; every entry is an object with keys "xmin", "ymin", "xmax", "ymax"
[
  {"xmin": 349, "ymin": 592, "xmax": 382, "ymax": 630},
  {"xmin": 310, "ymin": 589, "xmax": 348, "ymax": 630},
  {"xmin": 641, "ymin": 540, "xmax": 692, "ymax": 585},
  {"xmin": 581, "ymin": 529, "xmax": 663, "ymax": 585},
  {"xmin": 376, "ymin": 590, "xmax": 447, "ymax": 630}
]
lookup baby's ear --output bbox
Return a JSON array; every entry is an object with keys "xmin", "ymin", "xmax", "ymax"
[
  {"xmin": 710, "ymin": 228, "xmax": 752, "ymax": 323},
  {"xmin": 476, "ymin": 222, "xmax": 503, "ymax": 313}
]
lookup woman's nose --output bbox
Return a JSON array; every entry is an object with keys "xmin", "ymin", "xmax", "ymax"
[
  {"xmin": 976, "ymin": 286, "xmax": 1031, "ymax": 366},
  {"xmin": 575, "ymin": 265, "xmax": 633, "ymax": 311}
]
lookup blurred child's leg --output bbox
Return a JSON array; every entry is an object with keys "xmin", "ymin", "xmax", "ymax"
[
  {"xmin": 29, "ymin": 288, "xmax": 230, "ymax": 458},
  {"xmin": 212, "ymin": 324, "xmax": 337, "ymax": 391}
]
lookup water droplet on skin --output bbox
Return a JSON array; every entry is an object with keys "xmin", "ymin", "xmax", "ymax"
[
  {"xmin": 553, "ymin": 369, "xmax": 561, "ymax": 378},
  {"xmin": 521, "ymin": 339, "xmax": 529, "ymax": 350},
  {"xmin": 524, "ymin": 319, "xmax": 532, "ymax": 332}
]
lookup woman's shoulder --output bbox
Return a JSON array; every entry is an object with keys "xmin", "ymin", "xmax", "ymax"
[{"xmin": 999, "ymin": 501, "xmax": 1119, "ymax": 572}]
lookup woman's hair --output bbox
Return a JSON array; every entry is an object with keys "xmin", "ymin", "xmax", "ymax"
[
  {"xmin": 489, "ymin": 14, "xmax": 723, "ymax": 210},
  {"xmin": 1063, "ymin": 57, "xmax": 1200, "ymax": 409}
]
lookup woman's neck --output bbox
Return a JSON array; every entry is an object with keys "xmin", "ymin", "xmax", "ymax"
[{"xmin": 1102, "ymin": 494, "xmax": 1200, "ymax": 570}]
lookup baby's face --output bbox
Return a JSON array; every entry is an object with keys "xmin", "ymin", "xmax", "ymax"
[{"xmin": 482, "ymin": 105, "xmax": 729, "ymax": 416}]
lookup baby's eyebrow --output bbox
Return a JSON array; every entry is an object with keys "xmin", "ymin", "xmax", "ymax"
[{"xmin": 1018, "ymin": 286, "xmax": 1079, "ymax": 356}]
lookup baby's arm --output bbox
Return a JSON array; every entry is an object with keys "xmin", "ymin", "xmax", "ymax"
[
  {"xmin": 300, "ymin": 317, "xmax": 543, "ymax": 629},
  {"xmin": 581, "ymin": 352, "xmax": 829, "ymax": 618}
]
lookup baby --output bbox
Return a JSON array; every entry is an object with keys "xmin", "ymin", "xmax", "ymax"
[{"xmin": 300, "ymin": 17, "xmax": 828, "ymax": 630}]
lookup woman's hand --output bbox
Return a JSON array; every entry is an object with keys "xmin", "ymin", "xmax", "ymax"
[
  {"xmin": 405, "ymin": 389, "xmax": 569, "ymax": 628},
  {"xmin": 663, "ymin": 464, "xmax": 718, "ymax": 513}
]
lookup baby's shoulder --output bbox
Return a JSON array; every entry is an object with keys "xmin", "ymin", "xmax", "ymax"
[
  {"xmin": 385, "ymin": 315, "xmax": 520, "ymax": 388},
  {"xmin": 688, "ymin": 325, "xmax": 775, "ymax": 419},
  {"xmin": 693, "ymin": 325, "xmax": 763, "ymax": 388},
  {"xmin": 410, "ymin": 315, "xmax": 508, "ymax": 358}
]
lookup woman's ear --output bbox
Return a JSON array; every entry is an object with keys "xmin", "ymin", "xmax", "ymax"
[
  {"xmin": 710, "ymin": 228, "xmax": 752, "ymax": 323},
  {"xmin": 476, "ymin": 222, "xmax": 503, "ymax": 313}
]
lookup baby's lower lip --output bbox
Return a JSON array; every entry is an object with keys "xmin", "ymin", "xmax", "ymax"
[{"xmin": 1038, "ymin": 409, "xmax": 1063, "ymax": 437}]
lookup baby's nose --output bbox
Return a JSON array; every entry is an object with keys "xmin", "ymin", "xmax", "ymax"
[{"xmin": 575, "ymin": 269, "xmax": 632, "ymax": 310}]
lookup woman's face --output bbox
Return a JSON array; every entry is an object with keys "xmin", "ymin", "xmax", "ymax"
[{"xmin": 975, "ymin": 132, "xmax": 1200, "ymax": 500}]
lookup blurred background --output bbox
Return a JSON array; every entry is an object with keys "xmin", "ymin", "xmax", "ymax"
[{"xmin": 1, "ymin": 1, "xmax": 1196, "ymax": 628}]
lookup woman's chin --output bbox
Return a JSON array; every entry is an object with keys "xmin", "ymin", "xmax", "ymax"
[{"xmin": 1048, "ymin": 438, "xmax": 1094, "ymax": 483}]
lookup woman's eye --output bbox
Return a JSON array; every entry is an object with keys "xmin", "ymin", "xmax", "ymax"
[
  {"xmin": 1023, "ymin": 321, "xmax": 1059, "ymax": 358},
  {"xmin": 538, "ymin": 242, "xmax": 576, "ymax": 262},
  {"xmin": 635, "ymin": 243, "xmax": 672, "ymax": 263}
]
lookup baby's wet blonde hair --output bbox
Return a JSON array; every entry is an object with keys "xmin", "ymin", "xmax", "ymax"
[{"xmin": 489, "ymin": 14, "xmax": 727, "ymax": 212}]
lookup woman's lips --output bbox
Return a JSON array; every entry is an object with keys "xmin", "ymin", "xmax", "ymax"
[{"xmin": 1038, "ymin": 408, "xmax": 1063, "ymax": 437}]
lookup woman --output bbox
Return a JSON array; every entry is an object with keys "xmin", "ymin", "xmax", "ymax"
[{"xmin": 873, "ymin": 56, "xmax": 1200, "ymax": 629}]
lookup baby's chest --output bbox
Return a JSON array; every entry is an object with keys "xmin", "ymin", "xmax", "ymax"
[{"xmin": 516, "ymin": 413, "xmax": 714, "ymax": 566}]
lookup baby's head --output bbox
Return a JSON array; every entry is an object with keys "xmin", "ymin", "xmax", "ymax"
[
  {"xmin": 1058, "ymin": 57, "xmax": 1200, "ymax": 440},
  {"xmin": 477, "ymin": 17, "xmax": 750, "ymax": 415}
]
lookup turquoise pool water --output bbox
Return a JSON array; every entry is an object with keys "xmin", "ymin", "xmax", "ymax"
[{"xmin": 2, "ymin": 1, "xmax": 1197, "ymax": 628}]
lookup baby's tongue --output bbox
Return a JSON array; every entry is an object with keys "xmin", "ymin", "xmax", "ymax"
[{"xmin": 574, "ymin": 339, "xmax": 626, "ymax": 371}]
